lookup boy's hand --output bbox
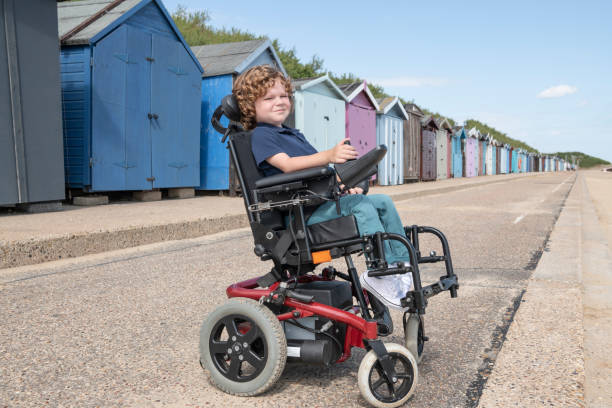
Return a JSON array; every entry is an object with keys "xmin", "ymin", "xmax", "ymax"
[
  {"xmin": 339, "ymin": 184, "xmax": 364, "ymax": 195},
  {"xmin": 327, "ymin": 138, "xmax": 358, "ymax": 164}
]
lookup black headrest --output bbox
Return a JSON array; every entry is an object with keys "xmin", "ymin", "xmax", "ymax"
[
  {"xmin": 211, "ymin": 94, "xmax": 242, "ymax": 138},
  {"xmin": 222, "ymin": 94, "xmax": 241, "ymax": 122}
]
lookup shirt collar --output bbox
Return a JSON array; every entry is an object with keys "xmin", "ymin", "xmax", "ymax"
[{"xmin": 256, "ymin": 122, "xmax": 298, "ymax": 135}]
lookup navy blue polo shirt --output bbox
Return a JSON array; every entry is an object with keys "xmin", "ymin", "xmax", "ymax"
[{"xmin": 251, "ymin": 122, "xmax": 318, "ymax": 176}]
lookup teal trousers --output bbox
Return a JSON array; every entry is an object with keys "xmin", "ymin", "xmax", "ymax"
[{"xmin": 307, "ymin": 194, "xmax": 410, "ymax": 265}]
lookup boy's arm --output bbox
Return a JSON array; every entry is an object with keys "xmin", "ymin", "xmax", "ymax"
[{"xmin": 267, "ymin": 138, "xmax": 357, "ymax": 173}]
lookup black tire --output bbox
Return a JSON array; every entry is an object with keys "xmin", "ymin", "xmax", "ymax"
[
  {"xmin": 199, "ymin": 298, "xmax": 287, "ymax": 396},
  {"xmin": 357, "ymin": 343, "xmax": 418, "ymax": 407},
  {"xmin": 404, "ymin": 313, "xmax": 425, "ymax": 364}
]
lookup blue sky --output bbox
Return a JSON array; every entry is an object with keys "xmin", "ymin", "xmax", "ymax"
[{"xmin": 164, "ymin": 0, "xmax": 612, "ymax": 163}]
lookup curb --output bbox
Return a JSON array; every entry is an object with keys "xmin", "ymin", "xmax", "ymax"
[{"xmin": 0, "ymin": 173, "xmax": 543, "ymax": 270}]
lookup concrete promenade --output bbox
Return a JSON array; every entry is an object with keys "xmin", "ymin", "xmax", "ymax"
[
  {"xmin": 478, "ymin": 170, "xmax": 612, "ymax": 407},
  {"xmin": 0, "ymin": 172, "xmax": 536, "ymax": 270}
]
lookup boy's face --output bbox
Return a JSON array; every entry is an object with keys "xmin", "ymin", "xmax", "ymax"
[{"xmin": 254, "ymin": 79, "xmax": 291, "ymax": 127}]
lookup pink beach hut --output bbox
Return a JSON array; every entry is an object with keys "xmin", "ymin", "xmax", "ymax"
[{"xmin": 338, "ymin": 81, "xmax": 380, "ymax": 158}]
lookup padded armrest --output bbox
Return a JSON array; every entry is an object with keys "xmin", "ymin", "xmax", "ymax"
[{"xmin": 255, "ymin": 166, "xmax": 334, "ymax": 189}]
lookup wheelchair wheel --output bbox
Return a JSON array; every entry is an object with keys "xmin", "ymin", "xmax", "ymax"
[
  {"xmin": 404, "ymin": 313, "xmax": 425, "ymax": 364},
  {"xmin": 199, "ymin": 298, "xmax": 287, "ymax": 396},
  {"xmin": 357, "ymin": 343, "xmax": 418, "ymax": 408}
]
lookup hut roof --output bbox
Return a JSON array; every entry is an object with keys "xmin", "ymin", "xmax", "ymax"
[
  {"xmin": 292, "ymin": 74, "xmax": 347, "ymax": 100},
  {"xmin": 468, "ymin": 127, "xmax": 481, "ymax": 139},
  {"xmin": 191, "ymin": 39, "xmax": 285, "ymax": 78},
  {"xmin": 421, "ymin": 115, "xmax": 439, "ymax": 129},
  {"xmin": 338, "ymin": 81, "xmax": 379, "ymax": 110},
  {"xmin": 435, "ymin": 117, "xmax": 453, "ymax": 132},
  {"xmin": 57, "ymin": 0, "xmax": 202, "ymax": 72},
  {"xmin": 376, "ymin": 97, "xmax": 409, "ymax": 119},
  {"xmin": 453, "ymin": 127, "xmax": 467, "ymax": 139},
  {"xmin": 403, "ymin": 103, "xmax": 424, "ymax": 117}
]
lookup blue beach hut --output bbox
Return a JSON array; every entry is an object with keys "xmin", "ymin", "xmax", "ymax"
[
  {"xmin": 192, "ymin": 39, "xmax": 286, "ymax": 192},
  {"xmin": 376, "ymin": 97, "xmax": 408, "ymax": 185},
  {"xmin": 511, "ymin": 148, "xmax": 519, "ymax": 173},
  {"xmin": 290, "ymin": 75, "xmax": 348, "ymax": 152},
  {"xmin": 58, "ymin": 0, "xmax": 203, "ymax": 192},
  {"xmin": 499, "ymin": 144, "xmax": 508, "ymax": 174},
  {"xmin": 451, "ymin": 127, "xmax": 466, "ymax": 178}
]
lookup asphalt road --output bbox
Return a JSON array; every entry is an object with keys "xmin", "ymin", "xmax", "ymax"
[{"xmin": 0, "ymin": 172, "xmax": 575, "ymax": 408}]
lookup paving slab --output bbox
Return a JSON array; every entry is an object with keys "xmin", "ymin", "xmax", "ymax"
[
  {"xmin": 478, "ymin": 170, "xmax": 612, "ymax": 407},
  {"xmin": 581, "ymin": 171, "xmax": 612, "ymax": 407},
  {"xmin": 0, "ymin": 172, "xmax": 539, "ymax": 270}
]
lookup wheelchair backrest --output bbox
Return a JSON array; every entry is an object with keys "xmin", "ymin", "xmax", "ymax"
[{"xmin": 213, "ymin": 95, "xmax": 285, "ymax": 230}]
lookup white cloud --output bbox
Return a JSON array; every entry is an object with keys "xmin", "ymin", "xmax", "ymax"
[
  {"xmin": 369, "ymin": 76, "xmax": 449, "ymax": 87},
  {"xmin": 537, "ymin": 85, "xmax": 578, "ymax": 99}
]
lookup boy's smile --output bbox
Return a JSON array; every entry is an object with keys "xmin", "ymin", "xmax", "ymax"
[{"xmin": 255, "ymin": 79, "xmax": 291, "ymax": 127}]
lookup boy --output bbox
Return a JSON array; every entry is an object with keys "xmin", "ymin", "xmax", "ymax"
[{"xmin": 232, "ymin": 65, "xmax": 412, "ymax": 315}]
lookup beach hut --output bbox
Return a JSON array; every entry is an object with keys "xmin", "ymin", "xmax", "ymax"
[
  {"xmin": 376, "ymin": 97, "xmax": 408, "ymax": 185},
  {"xmin": 58, "ymin": 0, "xmax": 203, "ymax": 192},
  {"xmin": 435, "ymin": 118, "xmax": 452, "ymax": 180},
  {"xmin": 451, "ymin": 127, "xmax": 466, "ymax": 178},
  {"xmin": 499, "ymin": 144, "xmax": 508, "ymax": 174},
  {"xmin": 486, "ymin": 136, "xmax": 494, "ymax": 175},
  {"xmin": 479, "ymin": 133, "xmax": 487, "ymax": 176},
  {"xmin": 420, "ymin": 116, "xmax": 438, "ymax": 181},
  {"xmin": 511, "ymin": 148, "xmax": 519, "ymax": 173},
  {"xmin": 402, "ymin": 103, "xmax": 424, "ymax": 181},
  {"xmin": 287, "ymin": 75, "xmax": 348, "ymax": 152},
  {"xmin": 2, "ymin": 0, "xmax": 65, "ymax": 207},
  {"xmin": 339, "ymin": 81, "xmax": 380, "ymax": 158},
  {"xmin": 465, "ymin": 128, "xmax": 479, "ymax": 177},
  {"xmin": 495, "ymin": 141, "xmax": 501, "ymax": 175},
  {"xmin": 193, "ymin": 39, "xmax": 285, "ymax": 192},
  {"xmin": 476, "ymin": 132, "xmax": 483, "ymax": 176},
  {"xmin": 489, "ymin": 139, "xmax": 497, "ymax": 175}
]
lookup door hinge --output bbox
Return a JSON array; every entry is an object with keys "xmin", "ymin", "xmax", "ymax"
[
  {"xmin": 146, "ymin": 57, "xmax": 155, "ymax": 62},
  {"xmin": 146, "ymin": 177, "xmax": 156, "ymax": 182},
  {"xmin": 90, "ymin": 57, "xmax": 94, "ymax": 67},
  {"xmin": 89, "ymin": 157, "xmax": 93, "ymax": 167}
]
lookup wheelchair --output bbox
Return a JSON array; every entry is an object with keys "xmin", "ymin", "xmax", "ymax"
[{"xmin": 199, "ymin": 95, "xmax": 459, "ymax": 408}]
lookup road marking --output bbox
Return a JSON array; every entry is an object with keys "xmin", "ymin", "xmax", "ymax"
[
  {"xmin": 513, "ymin": 214, "xmax": 525, "ymax": 224},
  {"xmin": 551, "ymin": 183, "xmax": 563, "ymax": 193},
  {"xmin": 552, "ymin": 174, "xmax": 575, "ymax": 193}
]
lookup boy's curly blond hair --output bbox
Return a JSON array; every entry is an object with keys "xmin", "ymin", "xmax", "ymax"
[{"xmin": 233, "ymin": 65, "xmax": 292, "ymax": 130}]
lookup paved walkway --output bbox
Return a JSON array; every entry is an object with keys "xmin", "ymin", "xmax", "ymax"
[
  {"xmin": 0, "ymin": 172, "xmax": 537, "ymax": 270},
  {"xmin": 478, "ymin": 170, "xmax": 612, "ymax": 407}
]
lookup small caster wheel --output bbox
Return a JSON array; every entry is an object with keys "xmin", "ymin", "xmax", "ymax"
[
  {"xmin": 357, "ymin": 343, "xmax": 418, "ymax": 408},
  {"xmin": 199, "ymin": 298, "xmax": 287, "ymax": 396},
  {"xmin": 404, "ymin": 313, "xmax": 425, "ymax": 364}
]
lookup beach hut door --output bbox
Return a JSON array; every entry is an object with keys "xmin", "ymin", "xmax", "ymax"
[
  {"xmin": 91, "ymin": 26, "xmax": 199, "ymax": 191},
  {"xmin": 150, "ymin": 33, "xmax": 200, "ymax": 188},
  {"xmin": 91, "ymin": 26, "xmax": 152, "ymax": 191}
]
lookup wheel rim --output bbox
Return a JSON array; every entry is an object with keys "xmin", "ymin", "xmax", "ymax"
[
  {"xmin": 209, "ymin": 314, "xmax": 268, "ymax": 382},
  {"xmin": 417, "ymin": 318, "xmax": 425, "ymax": 357},
  {"xmin": 368, "ymin": 352, "xmax": 415, "ymax": 403}
]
